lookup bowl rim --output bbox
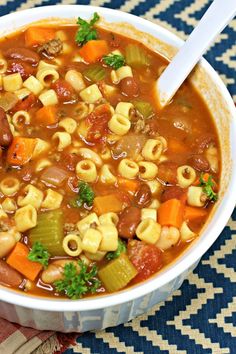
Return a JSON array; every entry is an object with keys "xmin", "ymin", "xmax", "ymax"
[{"xmin": 0, "ymin": 4, "xmax": 236, "ymax": 312}]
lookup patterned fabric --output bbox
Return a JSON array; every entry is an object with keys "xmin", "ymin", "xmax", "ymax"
[{"xmin": 0, "ymin": 0, "xmax": 235, "ymax": 353}]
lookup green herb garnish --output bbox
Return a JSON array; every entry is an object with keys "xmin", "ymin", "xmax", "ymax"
[
  {"xmin": 103, "ymin": 54, "xmax": 125, "ymax": 70},
  {"xmin": 199, "ymin": 173, "xmax": 218, "ymax": 202},
  {"xmin": 75, "ymin": 12, "xmax": 100, "ymax": 46},
  {"xmin": 54, "ymin": 261, "xmax": 101, "ymax": 299},
  {"xmin": 28, "ymin": 241, "xmax": 50, "ymax": 268},
  {"xmin": 106, "ymin": 239, "xmax": 127, "ymax": 260},
  {"xmin": 69, "ymin": 181, "xmax": 95, "ymax": 208}
]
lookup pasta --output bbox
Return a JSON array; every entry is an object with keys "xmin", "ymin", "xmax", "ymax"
[
  {"xmin": 115, "ymin": 102, "xmax": 134, "ymax": 119},
  {"xmin": 2, "ymin": 197, "xmax": 17, "ymax": 213},
  {"xmin": 187, "ymin": 186, "xmax": 205, "ymax": 207},
  {"xmin": 81, "ymin": 228, "xmax": 102, "ymax": 254},
  {"xmin": 99, "ymin": 212, "xmax": 119, "ymax": 226},
  {"xmin": 33, "ymin": 138, "xmax": 50, "ymax": 158},
  {"xmin": 14, "ymin": 205, "xmax": 37, "ymax": 232},
  {"xmin": 76, "ymin": 148, "xmax": 102, "ymax": 167},
  {"xmin": 63, "ymin": 234, "xmax": 82, "ymax": 257},
  {"xmin": 180, "ymin": 222, "xmax": 197, "ymax": 242},
  {"xmin": 177, "ymin": 165, "xmax": 196, "ymax": 188},
  {"xmin": 138, "ymin": 161, "xmax": 158, "ymax": 180},
  {"xmin": 76, "ymin": 160, "xmax": 97, "ymax": 183},
  {"xmin": 108, "ymin": 114, "xmax": 131, "ymax": 135},
  {"xmin": 77, "ymin": 213, "xmax": 100, "ymax": 236},
  {"xmin": 52, "ymin": 132, "xmax": 72, "ymax": 151},
  {"xmin": 155, "ymin": 226, "xmax": 180, "ymax": 250},
  {"xmin": 58, "ymin": 118, "xmax": 77, "ymax": 134},
  {"xmin": 35, "ymin": 158, "xmax": 52, "ymax": 172},
  {"xmin": 36, "ymin": 68, "xmax": 59, "ymax": 87},
  {"xmin": 136, "ymin": 219, "xmax": 161, "ymax": 244},
  {"xmin": 100, "ymin": 164, "xmax": 117, "ymax": 184},
  {"xmin": 3, "ymin": 73, "xmax": 23, "ymax": 92},
  {"xmin": 79, "ymin": 84, "xmax": 103, "ymax": 103},
  {"xmin": 41, "ymin": 189, "xmax": 63, "ymax": 210},
  {"xmin": 111, "ymin": 66, "xmax": 133, "ymax": 84},
  {"xmin": 39, "ymin": 89, "xmax": 58, "ymax": 106},
  {"xmin": 98, "ymin": 224, "xmax": 118, "ymax": 251},
  {"xmin": 12, "ymin": 110, "xmax": 30, "ymax": 130},
  {"xmin": 118, "ymin": 159, "xmax": 139, "ymax": 179},
  {"xmin": 23, "ymin": 76, "xmax": 44, "ymax": 95},
  {"xmin": 141, "ymin": 138, "xmax": 164, "ymax": 161},
  {"xmin": 17, "ymin": 185, "xmax": 44, "ymax": 210},
  {"xmin": 0, "ymin": 177, "xmax": 20, "ymax": 196},
  {"xmin": 0, "ymin": 58, "xmax": 7, "ymax": 74},
  {"xmin": 141, "ymin": 208, "xmax": 157, "ymax": 221}
]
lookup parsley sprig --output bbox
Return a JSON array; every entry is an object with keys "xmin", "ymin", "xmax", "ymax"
[
  {"xmin": 75, "ymin": 12, "xmax": 100, "ymax": 46},
  {"xmin": 28, "ymin": 242, "xmax": 50, "ymax": 268},
  {"xmin": 199, "ymin": 174, "xmax": 218, "ymax": 202},
  {"xmin": 103, "ymin": 54, "xmax": 125, "ymax": 70},
  {"xmin": 54, "ymin": 261, "xmax": 101, "ymax": 299},
  {"xmin": 106, "ymin": 239, "xmax": 127, "ymax": 260},
  {"xmin": 69, "ymin": 181, "xmax": 95, "ymax": 208}
]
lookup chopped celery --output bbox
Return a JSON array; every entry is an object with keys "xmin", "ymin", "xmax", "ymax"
[
  {"xmin": 98, "ymin": 253, "xmax": 137, "ymax": 292},
  {"xmin": 29, "ymin": 210, "xmax": 65, "ymax": 256},
  {"xmin": 125, "ymin": 44, "xmax": 150, "ymax": 68},
  {"xmin": 83, "ymin": 65, "xmax": 106, "ymax": 82},
  {"xmin": 133, "ymin": 100, "xmax": 154, "ymax": 119}
]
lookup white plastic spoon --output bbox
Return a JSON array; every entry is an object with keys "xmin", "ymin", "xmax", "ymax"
[{"xmin": 156, "ymin": 0, "xmax": 236, "ymax": 108}]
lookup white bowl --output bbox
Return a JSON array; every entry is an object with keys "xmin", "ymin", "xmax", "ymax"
[{"xmin": 0, "ymin": 5, "xmax": 235, "ymax": 332}]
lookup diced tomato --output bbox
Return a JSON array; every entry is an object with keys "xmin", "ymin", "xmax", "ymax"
[
  {"xmin": 86, "ymin": 104, "xmax": 112, "ymax": 142},
  {"xmin": 12, "ymin": 93, "xmax": 37, "ymax": 112},
  {"xmin": 128, "ymin": 240, "xmax": 162, "ymax": 283},
  {"xmin": 51, "ymin": 79, "xmax": 76, "ymax": 103},
  {"xmin": 7, "ymin": 60, "xmax": 36, "ymax": 80},
  {"xmin": 161, "ymin": 186, "xmax": 187, "ymax": 203},
  {"xmin": 60, "ymin": 153, "xmax": 80, "ymax": 172}
]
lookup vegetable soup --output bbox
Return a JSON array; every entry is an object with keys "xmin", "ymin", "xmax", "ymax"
[{"xmin": 0, "ymin": 13, "xmax": 220, "ymax": 299}]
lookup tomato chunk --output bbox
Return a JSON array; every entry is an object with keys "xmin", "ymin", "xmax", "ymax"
[
  {"xmin": 12, "ymin": 93, "xmax": 37, "ymax": 112},
  {"xmin": 86, "ymin": 104, "xmax": 112, "ymax": 142},
  {"xmin": 128, "ymin": 240, "xmax": 162, "ymax": 283}
]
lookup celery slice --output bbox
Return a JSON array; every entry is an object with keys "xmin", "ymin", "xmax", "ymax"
[
  {"xmin": 125, "ymin": 44, "xmax": 150, "ymax": 68},
  {"xmin": 29, "ymin": 210, "xmax": 65, "ymax": 256},
  {"xmin": 133, "ymin": 100, "xmax": 154, "ymax": 119},
  {"xmin": 83, "ymin": 65, "xmax": 106, "ymax": 82},
  {"xmin": 98, "ymin": 254, "xmax": 137, "ymax": 292}
]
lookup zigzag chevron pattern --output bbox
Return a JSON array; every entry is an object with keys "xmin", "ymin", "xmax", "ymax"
[{"xmin": 1, "ymin": 0, "xmax": 235, "ymax": 353}]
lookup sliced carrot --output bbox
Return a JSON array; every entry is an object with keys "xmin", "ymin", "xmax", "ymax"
[
  {"xmin": 117, "ymin": 177, "xmax": 140, "ymax": 194},
  {"xmin": 184, "ymin": 206, "xmax": 208, "ymax": 221},
  {"xmin": 7, "ymin": 242, "xmax": 42, "ymax": 281},
  {"xmin": 7, "ymin": 137, "xmax": 36, "ymax": 166},
  {"xmin": 35, "ymin": 105, "xmax": 58, "ymax": 126},
  {"xmin": 79, "ymin": 40, "xmax": 109, "ymax": 63},
  {"xmin": 25, "ymin": 27, "xmax": 55, "ymax": 47},
  {"xmin": 158, "ymin": 198, "xmax": 184, "ymax": 229},
  {"xmin": 94, "ymin": 194, "xmax": 124, "ymax": 215},
  {"xmin": 167, "ymin": 138, "xmax": 188, "ymax": 155}
]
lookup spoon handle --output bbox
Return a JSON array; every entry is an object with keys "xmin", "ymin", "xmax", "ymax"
[{"xmin": 156, "ymin": 0, "xmax": 236, "ymax": 107}]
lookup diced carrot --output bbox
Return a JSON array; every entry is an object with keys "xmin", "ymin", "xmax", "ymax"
[
  {"xmin": 117, "ymin": 177, "xmax": 140, "ymax": 194},
  {"xmin": 158, "ymin": 198, "xmax": 184, "ymax": 229},
  {"xmin": 167, "ymin": 138, "xmax": 188, "ymax": 154},
  {"xmin": 7, "ymin": 242, "xmax": 42, "ymax": 281},
  {"xmin": 35, "ymin": 105, "xmax": 58, "ymax": 126},
  {"xmin": 25, "ymin": 27, "xmax": 56, "ymax": 47},
  {"xmin": 94, "ymin": 194, "xmax": 124, "ymax": 215},
  {"xmin": 79, "ymin": 40, "xmax": 109, "ymax": 63},
  {"xmin": 7, "ymin": 137, "xmax": 36, "ymax": 166},
  {"xmin": 184, "ymin": 206, "xmax": 208, "ymax": 221}
]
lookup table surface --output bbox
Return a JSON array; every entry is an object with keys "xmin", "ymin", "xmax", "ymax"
[{"xmin": 1, "ymin": 0, "xmax": 236, "ymax": 353}]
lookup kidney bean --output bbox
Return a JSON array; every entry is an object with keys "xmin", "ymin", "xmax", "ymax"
[
  {"xmin": 194, "ymin": 133, "xmax": 215, "ymax": 154},
  {"xmin": 120, "ymin": 77, "xmax": 139, "ymax": 97},
  {"xmin": 161, "ymin": 186, "xmax": 186, "ymax": 203},
  {"xmin": 0, "ymin": 107, "xmax": 13, "ymax": 147},
  {"xmin": 117, "ymin": 206, "xmax": 141, "ymax": 239},
  {"xmin": 134, "ymin": 184, "xmax": 152, "ymax": 207},
  {"xmin": 188, "ymin": 154, "xmax": 210, "ymax": 172},
  {"xmin": 4, "ymin": 47, "xmax": 40, "ymax": 65},
  {"xmin": 0, "ymin": 260, "xmax": 23, "ymax": 287},
  {"xmin": 7, "ymin": 60, "xmax": 36, "ymax": 80},
  {"xmin": 51, "ymin": 79, "xmax": 76, "ymax": 103}
]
